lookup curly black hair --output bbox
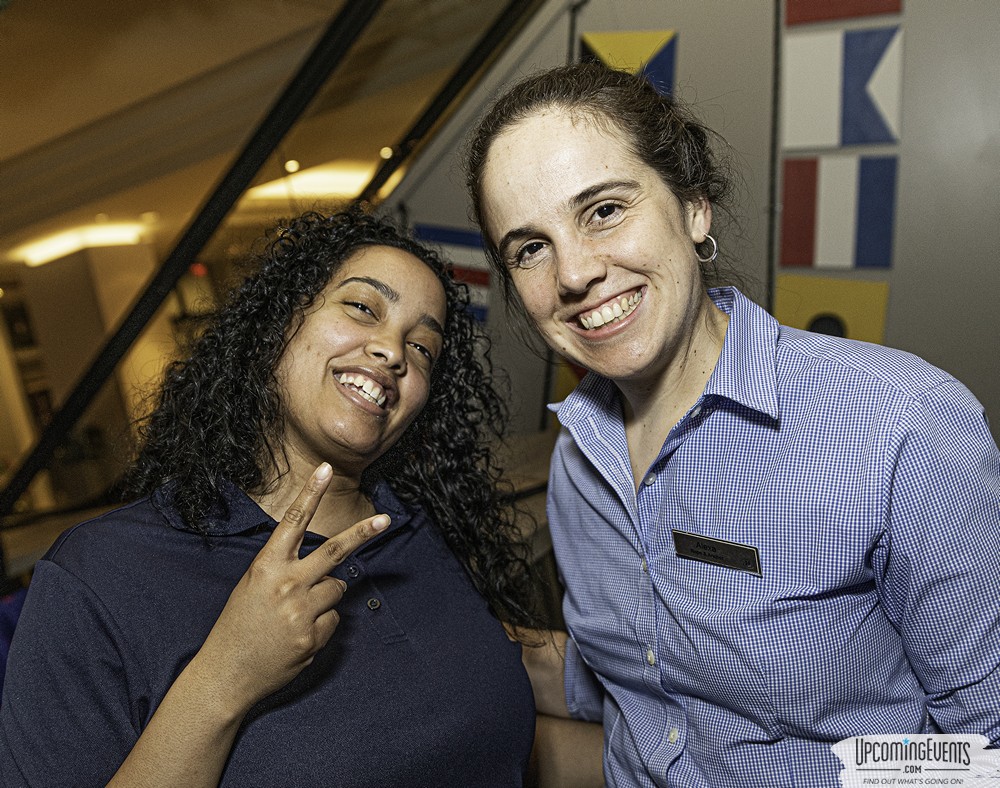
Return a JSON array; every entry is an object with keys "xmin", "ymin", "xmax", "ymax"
[{"xmin": 123, "ymin": 208, "xmax": 538, "ymax": 627}]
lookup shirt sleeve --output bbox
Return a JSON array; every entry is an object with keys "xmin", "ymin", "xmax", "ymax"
[
  {"xmin": 0, "ymin": 560, "xmax": 142, "ymax": 787},
  {"xmin": 564, "ymin": 633, "xmax": 605, "ymax": 722},
  {"xmin": 877, "ymin": 379, "xmax": 1000, "ymax": 744}
]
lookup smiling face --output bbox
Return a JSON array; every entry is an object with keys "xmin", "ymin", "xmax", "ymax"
[
  {"xmin": 480, "ymin": 108, "xmax": 720, "ymax": 394},
  {"xmin": 275, "ymin": 244, "xmax": 446, "ymax": 478}
]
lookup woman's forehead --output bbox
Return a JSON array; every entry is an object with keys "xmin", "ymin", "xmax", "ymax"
[
  {"xmin": 487, "ymin": 106, "xmax": 644, "ymax": 177},
  {"xmin": 482, "ymin": 111, "xmax": 649, "ymax": 204}
]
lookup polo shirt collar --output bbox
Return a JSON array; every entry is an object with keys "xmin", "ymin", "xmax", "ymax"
[{"xmin": 152, "ymin": 477, "xmax": 411, "ymax": 536}]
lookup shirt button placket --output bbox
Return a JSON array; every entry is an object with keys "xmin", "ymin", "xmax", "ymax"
[{"xmin": 639, "ymin": 472, "xmax": 655, "ymax": 574}]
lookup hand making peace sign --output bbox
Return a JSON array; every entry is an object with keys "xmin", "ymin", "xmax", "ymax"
[{"xmin": 194, "ymin": 462, "xmax": 390, "ymax": 714}]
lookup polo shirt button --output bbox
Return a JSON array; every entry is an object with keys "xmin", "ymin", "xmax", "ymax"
[
  {"xmin": 690, "ymin": 405, "xmax": 702, "ymax": 418},
  {"xmin": 643, "ymin": 473, "xmax": 656, "ymax": 486},
  {"xmin": 347, "ymin": 565, "xmax": 360, "ymax": 578},
  {"xmin": 367, "ymin": 598, "xmax": 381, "ymax": 610},
  {"xmin": 641, "ymin": 556, "xmax": 648, "ymax": 573},
  {"xmin": 646, "ymin": 648, "xmax": 656, "ymax": 666},
  {"xmin": 668, "ymin": 728, "xmax": 679, "ymax": 744}
]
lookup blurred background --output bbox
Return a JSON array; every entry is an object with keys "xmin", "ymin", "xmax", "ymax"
[{"xmin": 2, "ymin": 0, "xmax": 999, "ymax": 597}]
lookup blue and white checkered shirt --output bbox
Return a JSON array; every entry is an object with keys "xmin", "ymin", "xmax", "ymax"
[{"xmin": 548, "ymin": 288, "xmax": 1000, "ymax": 788}]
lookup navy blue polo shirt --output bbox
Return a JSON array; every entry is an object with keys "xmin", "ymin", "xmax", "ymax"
[{"xmin": 0, "ymin": 480, "xmax": 535, "ymax": 787}]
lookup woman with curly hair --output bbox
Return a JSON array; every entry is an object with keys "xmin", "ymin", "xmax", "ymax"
[{"xmin": 0, "ymin": 209, "xmax": 539, "ymax": 787}]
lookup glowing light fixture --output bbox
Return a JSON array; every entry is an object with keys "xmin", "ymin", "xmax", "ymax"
[
  {"xmin": 284, "ymin": 159, "xmax": 301, "ymax": 173},
  {"xmin": 379, "ymin": 146, "xmax": 394, "ymax": 160},
  {"xmin": 11, "ymin": 223, "xmax": 146, "ymax": 267},
  {"xmin": 243, "ymin": 161, "xmax": 379, "ymax": 201}
]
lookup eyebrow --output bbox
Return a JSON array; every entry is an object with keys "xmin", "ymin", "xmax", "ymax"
[
  {"xmin": 420, "ymin": 314, "xmax": 445, "ymax": 337},
  {"xmin": 569, "ymin": 179, "xmax": 642, "ymax": 209},
  {"xmin": 495, "ymin": 178, "xmax": 643, "ymax": 257},
  {"xmin": 336, "ymin": 275, "xmax": 444, "ymax": 336},
  {"xmin": 337, "ymin": 275, "xmax": 399, "ymax": 302}
]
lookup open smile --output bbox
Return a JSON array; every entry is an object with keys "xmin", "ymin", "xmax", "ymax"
[
  {"xmin": 335, "ymin": 372, "xmax": 388, "ymax": 408},
  {"xmin": 578, "ymin": 288, "xmax": 644, "ymax": 330}
]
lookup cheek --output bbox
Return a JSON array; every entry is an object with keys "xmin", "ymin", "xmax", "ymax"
[
  {"xmin": 414, "ymin": 374, "xmax": 433, "ymax": 406},
  {"xmin": 510, "ymin": 270, "xmax": 555, "ymax": 323},
  {"xmin": 403, "ymin": 373, "xmax": 433, "ymax": 416}
]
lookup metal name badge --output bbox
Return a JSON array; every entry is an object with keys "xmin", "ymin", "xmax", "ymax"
[{"xmin": 672, "ymin": 530, "xmax": 762, "ymax": 576}]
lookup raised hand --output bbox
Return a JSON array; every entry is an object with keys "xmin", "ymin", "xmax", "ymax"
[{"xmin": 193, "ymin": 462, "xmax": 390, "ymax": 714}]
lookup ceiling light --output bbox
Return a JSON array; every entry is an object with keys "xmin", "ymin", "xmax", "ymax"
[
  {"xmin": 243, "ymin": 161, "xmax": 379, "ymax": 201},
  {"xmin": 10, "ymin": 223, "xmax": 146, "ymax": 267},
  {"xmin": 284, "ymin": 159, "xmax": 300, "ymax": 173}
]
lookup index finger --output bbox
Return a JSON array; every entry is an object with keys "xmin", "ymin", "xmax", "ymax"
[
  {"xmin": 302, "ymin": 512, "xmax": 391, "ymax": 579},
  {"xmin": 265, "ymin": 463, "xmax": 333, "ymax": 560}
]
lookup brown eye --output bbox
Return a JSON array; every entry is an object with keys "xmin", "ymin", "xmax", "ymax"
[
  {"xmin": 514, "ymin": 241, "xmax": 546, "ymax": 269},
  {"xmin": 593, "ymin": 202, "xmax": 623, "ymax": 222},
  {"xmin": 346, "ymin": 301, "xmax": 375, "ymax": 316},
  {"xmin": 409, "ymin": 342, "xmax": 434, "ymax": 362}
]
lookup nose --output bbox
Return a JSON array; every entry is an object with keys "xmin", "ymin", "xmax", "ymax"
[
  {"xmin": 554, "ymin": 239, "xmax": 607, "ymax": 296},
  {"xmin": 365, "ymin": 330, "xmax": 406, "ymax": 373}
]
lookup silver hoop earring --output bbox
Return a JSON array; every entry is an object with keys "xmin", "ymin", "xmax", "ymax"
[{"xmin": 696, "ymin": 234, "xmax": 718, "ymax": 264}]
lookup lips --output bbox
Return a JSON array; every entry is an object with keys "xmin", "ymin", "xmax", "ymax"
[
  {"xmin": 578, "ymin": 289, "xmax": 643, "ymax": 330},
  {"xmin": 334, "ymin": 372, "xmax": 388, "ymax": 408}
]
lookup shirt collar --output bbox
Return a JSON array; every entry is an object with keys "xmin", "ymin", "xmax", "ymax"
[
  {"xmin": 703, "ymin": 287, "xmax": 780, "ymax": 421},
  {"xmin": 550, "ymin": 287, "xmax": 780, "ymax": 425},
  {"xmin": 152, "ymin": 477, "xmax": 411, "ymax": 536}
]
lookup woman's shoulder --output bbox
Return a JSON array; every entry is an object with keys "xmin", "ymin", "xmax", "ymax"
[
  {"xmin": 776, "ymin": 324, "xmax": 958, "ymax": 400},
  {"xmin": 41, "ymin": 495, "xmax": 172, "ymax": 573}
]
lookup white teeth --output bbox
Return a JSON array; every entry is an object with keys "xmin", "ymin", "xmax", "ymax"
[
  {"xmin": 579, "ymin": 290, "xmax": 643, "ymax": 330},
  {"xmin": 335, "ymin": 373, "xmax": 387, "ymax": 408}
]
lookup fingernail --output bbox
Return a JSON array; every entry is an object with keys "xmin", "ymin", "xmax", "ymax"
[
  {"xmin": 372, "ymin": 514, "xmax": 390, "ymax": 532},
  {"xmin": 316, "ymin": 463, "xmax": 332, "ymax": 480}
]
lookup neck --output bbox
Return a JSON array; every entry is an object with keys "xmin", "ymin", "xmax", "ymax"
[
  {"xmin": 618, "ymin": 293, "xmax": 729, "ymax": 486},
  {"xmin": 251, "ymin": 462, "xmax": 375, "ymax": 539}
]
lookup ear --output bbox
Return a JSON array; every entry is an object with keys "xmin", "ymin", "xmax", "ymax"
[{"xmin": 686, "ymin": 197, "xmax": 712, "ymax": 243}]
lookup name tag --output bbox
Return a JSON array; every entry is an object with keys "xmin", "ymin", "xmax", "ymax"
[{"xmin": 672, "ymin": 530, "xmax": 762, "ymax": 576}]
